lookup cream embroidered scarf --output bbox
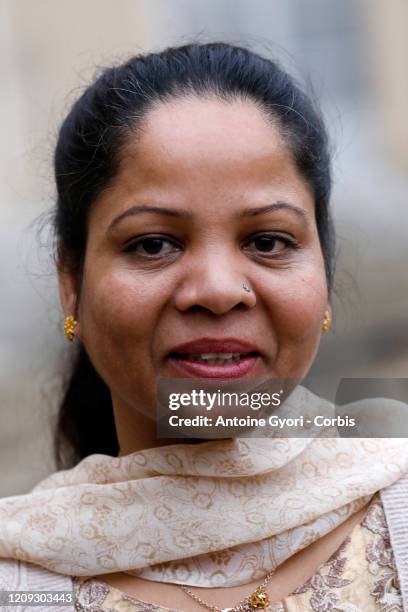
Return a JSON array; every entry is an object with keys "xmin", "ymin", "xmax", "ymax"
[{"xmin": 0, "ymin": 386, "xmax": 407, "ymax": 587}]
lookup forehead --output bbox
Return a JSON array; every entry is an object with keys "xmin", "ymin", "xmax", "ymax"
[
  {"xmin": 136, "ymin": 96, "xmax": 283, "ymax": 162},
  {"xmin": 117, "ymin": 96, "xmax": 305, "ymax": 190},
  {"xmin": 91, "ymin": 96, "xmax": 314, "ymax": 229}
]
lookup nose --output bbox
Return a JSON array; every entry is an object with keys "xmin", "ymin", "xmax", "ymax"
[{"xmin": 174, "ymin": 251, "xmax": 257, "ymax": 315}]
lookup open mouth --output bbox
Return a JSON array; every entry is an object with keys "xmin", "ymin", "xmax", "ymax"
[
  {"xmin": 167, "ymin": 351, "xmax": 261, "ymax": 378},
  {"xmin": 171, "ymin": 351, "xmax": 258, "ymax": 365}
]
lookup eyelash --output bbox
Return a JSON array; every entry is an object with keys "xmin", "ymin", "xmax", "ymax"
[
  {"xmin": 122, "ymin": 234, "xmax": 183, "ymax": 257},
  {"xmin": 243, "ymin": 232, "xmax": 299, "ymax": 256},
  {"xmin": 122, "ymin": 233, "xmax": 299, "ymax": 260}
]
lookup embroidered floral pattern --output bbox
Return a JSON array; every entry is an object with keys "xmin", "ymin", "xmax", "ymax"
[
  {"xmin": 73, "ymin": 496, "xmax": 403, "ymax": 612},
  {"xmin": 371, "ymin": 574, "xmax": 402, "ymax": 612},
  {"xmin": 3, "ymin": 400, "xmax": 408, "ymax": 587},
  {"xmin": 362, "ymin": 497, "xmax": 402, "ymax": 612},
  {"xmin": 74, "ymin": 577, "xmax": 180, "ymax": 611},
  {"xmin": 74, "ymin": 579, "xmax": 110, "ymax": 611},
  {"xmin": 291, "ymin": 535, "xmax": 352, "ymax": 610},
  {"xmin": 288, "ymin": 495, "xmax": 403, "ymax": 612}
]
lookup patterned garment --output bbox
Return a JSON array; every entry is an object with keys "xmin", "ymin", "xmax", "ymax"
[{"xmin": 73, "ymin": 494, "xmax": 402, "ymax": 612}]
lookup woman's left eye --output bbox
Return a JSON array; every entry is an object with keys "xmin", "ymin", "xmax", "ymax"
[
  {"xmin": 243, "ymin": 233, "xmax": 297, "ymax": 256},
  {"xmin": 122, "ymin": 235, "xmax": 181, "ymax": 257}
]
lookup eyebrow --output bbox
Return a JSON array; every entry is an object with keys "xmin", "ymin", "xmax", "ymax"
[
  {"xmin": 107, "ymin": 205, "xmax": 193, "ymax": 233},
  {"xmin": 107, "ymin": 200, "xmax": 309, "ymax": 233},
  {"xmin": 239, "ymin": 202, "xmax": 309, "ymax": 222}
]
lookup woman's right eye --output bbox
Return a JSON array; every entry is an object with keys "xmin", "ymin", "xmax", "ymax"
[{"xmin": 122, "ymin": 235, "xmax": 182, "ymax": 257}]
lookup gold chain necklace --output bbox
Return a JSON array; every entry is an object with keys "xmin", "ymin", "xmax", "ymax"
[{"xmin": 179, "ymin": 568, "xmax": 275, "ymax": 611}]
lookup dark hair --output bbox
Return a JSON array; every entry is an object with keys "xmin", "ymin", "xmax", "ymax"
[{"xmin": 53, "ymin": 42, "xmax": 335, "ymax": 468}]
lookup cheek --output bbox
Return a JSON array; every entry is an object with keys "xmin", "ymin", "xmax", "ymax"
[
  {"xmin": 261, "ymin": 265, "xmax": 327, "ymax": 379},
  {"xmin": 285, "ymin": 274, "xmax": 326, "ymax": 335},
  {"xmin": 262, "ymin": 264, "xmax": 328, "ymax": 341},
  {"xmin": 78, "ymin": 269, "xmax": 168, "ymax": 370}
]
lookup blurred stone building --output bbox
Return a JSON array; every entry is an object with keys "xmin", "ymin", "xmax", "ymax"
[{"xmin": 1, "ymin": 0, "xmax": 407, "ymax": 495}]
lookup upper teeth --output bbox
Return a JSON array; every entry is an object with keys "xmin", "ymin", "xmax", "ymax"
[
  {"xmin": 197, "ymin": 353, "xmax": 235, "ymax": 359},
  {"xmin": 181, "ymin": 352, "xmax": 247, "ymax": 365}
]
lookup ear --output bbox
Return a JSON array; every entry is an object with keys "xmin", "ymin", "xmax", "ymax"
[{"xmin": 57, "ymin": 259, "xmax": 81, "ymax": 340}]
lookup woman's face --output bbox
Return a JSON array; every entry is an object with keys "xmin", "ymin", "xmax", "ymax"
[{"xmin": 59, "ymin": 97, "xmax": 329, "ymax": 419}]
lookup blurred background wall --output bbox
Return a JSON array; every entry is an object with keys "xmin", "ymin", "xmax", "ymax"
[{"xmin": 1, "ymin": 0, "xmax": 407, "ymax": 496}]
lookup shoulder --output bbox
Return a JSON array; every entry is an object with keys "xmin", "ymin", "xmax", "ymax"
[
  {"xmin": 380, "ymin": 470, "xmax": 408, "ymax": 609},
  {"xmin": 380, "ymin": 468, "xmax": 408, "ymax": 524},
  {"xmin": 0, "ymin": 558, "xmax": 74, "ymax": 607},
  {"xmin": 0, "ymin": 558, "xmax": 23, "ymax": 590},
  {"xmin": 381, "ymin": 468, "xmax": 408, "ymax": 505}
]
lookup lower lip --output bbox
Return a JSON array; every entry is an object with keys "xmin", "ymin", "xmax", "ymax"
[{"xmin": 167, "ymin": 354, "xmax": 260, "ymax": 378}]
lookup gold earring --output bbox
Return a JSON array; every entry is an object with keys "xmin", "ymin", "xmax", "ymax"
[
  {"xmin": 63, "ymin": 315, "xmax": 77, "ymax": 342},
  {"xmin": 322, "ymin": 310, "xmax": 331, "ymax": 334}
]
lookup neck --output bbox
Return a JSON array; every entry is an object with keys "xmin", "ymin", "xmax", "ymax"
[{"xmin": 112, "ymin": 394, "xmax": 206, "ymax": 456}]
